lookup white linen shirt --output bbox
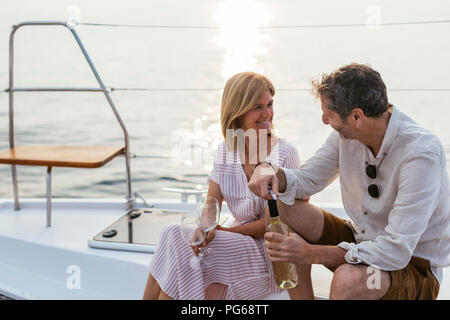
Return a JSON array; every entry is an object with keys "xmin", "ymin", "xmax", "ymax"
[{"xmin": 279, "ymin": 106, "xmax": 450, "ymax": 284}]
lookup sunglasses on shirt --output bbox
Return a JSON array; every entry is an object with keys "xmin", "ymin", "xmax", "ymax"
[{"xmin": 366, "ymin": 164, "xmax": 380, "ymax": 198}]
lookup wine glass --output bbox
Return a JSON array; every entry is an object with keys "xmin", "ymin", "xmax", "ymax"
[
  {"xmin": 195, "ymin": 196, "xmax": 220, "ymax": 260},
  {"xmin": 180, "ymin": 212, "xmax": 207, "ymax": 270},
  {"xmin": 197, "ymin": 196, "xmax": 220, "ymax": 232}
]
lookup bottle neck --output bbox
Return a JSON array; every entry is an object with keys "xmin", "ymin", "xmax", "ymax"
[{"xmin": 270, "ymin": 216, "xmax": 281, "ymax": 223}]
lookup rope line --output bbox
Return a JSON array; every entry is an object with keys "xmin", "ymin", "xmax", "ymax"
[
  {"xmin": 78, "ymin": 22, "xmax": 220, "ymax": 29},
  {"xmin": 261, "ymin": 19, "xmax": 450, "ymax": 29},
  {"xmin": 3, "ymin": 88, "xmax": 450, "ymax": 93},
  {"xmin": 130, "ymin": 151, "xmax": 450, "ymax": 162},
  {"xmin": 77, "ymin": 19, "xmax": 450, "ymax": 30},
  {"xmin": 109, "ymin": 88, "xmax": 450, "ymax": 92},
  {"xmin": 130, "ymin": 153, "xmax": 208, "ymax": 161}
]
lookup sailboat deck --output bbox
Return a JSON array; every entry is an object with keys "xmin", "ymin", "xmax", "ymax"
[
  {"xmin": 0, "ymin": 198, "xmax": 448, "ymax": 300},
  {"xmin": 0, "ymin": 198, "xmax": 337, "ymax": 300}
]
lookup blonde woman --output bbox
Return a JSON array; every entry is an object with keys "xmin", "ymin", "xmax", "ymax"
[{"xmin": 143, "ymin": 72, "xmax": 306, "ymax": 300}]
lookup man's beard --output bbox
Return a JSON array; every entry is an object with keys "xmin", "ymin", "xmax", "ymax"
[{"xmin": 336, "ymin": 126, "xmax": 352, "ymax": 140}]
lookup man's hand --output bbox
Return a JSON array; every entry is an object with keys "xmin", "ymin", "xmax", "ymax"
[
  {"xmin": 264, "ymin": 232, "xmax": 312, "ymax": 265},
  {"xmin": 248, "ymin": 163, "xmax": 282, "ymax": 200}
]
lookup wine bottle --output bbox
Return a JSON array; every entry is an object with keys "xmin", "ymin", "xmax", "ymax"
[{"xmin": 266, "ymin": 190, "xmax": 298, "ymax": 290}]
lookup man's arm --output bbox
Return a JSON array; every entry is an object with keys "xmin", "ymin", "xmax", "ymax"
[
  {"xmin": 248, "ymin": 162, "xmax": 283, "ymax": 200},
  {"xmin": 275, "ymin": 165, "xmax": 287, "ymax": 194},
  {"xmin": 249, "ymin": 132, "xmax": 340, "ymax": 202},
  {"xmin": 310, "ymin": 245, "xmax": 347, "ymax": 268}
]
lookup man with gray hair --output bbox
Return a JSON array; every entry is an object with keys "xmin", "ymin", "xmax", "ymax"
[{"xmin": 249, "ymin": 63, "xmax": 450, "ymax": 299}]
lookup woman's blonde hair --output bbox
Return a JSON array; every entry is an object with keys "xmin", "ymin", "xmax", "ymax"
[{"xmin": 220, "ymin": 72, "xmax": 275, "ymax": 151}]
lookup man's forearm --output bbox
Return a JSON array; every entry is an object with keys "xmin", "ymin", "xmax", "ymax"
[
  {"xmin": 275, "ymin": 167, "xmax": 287, "ymax": 193},
  {"xmin": 308, "ymin": 245, "xmax": 347, "ymax": 268}
]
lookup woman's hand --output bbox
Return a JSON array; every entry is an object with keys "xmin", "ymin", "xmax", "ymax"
[
  {"xmin": 215, "ymin": 220, "xmax": 265, "ymax": 239},
  {"xmin": 192, "ymin": 228, "xmax": 216, "ymax": 256},
  {"xmin": 214, "ymin": 224, "xmax": 228, "ymax": 232}
]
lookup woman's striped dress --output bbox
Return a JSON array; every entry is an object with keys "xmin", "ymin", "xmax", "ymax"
[{"xmin": 149, "ymin": 139, "xmax": 301, "ymax": 299}]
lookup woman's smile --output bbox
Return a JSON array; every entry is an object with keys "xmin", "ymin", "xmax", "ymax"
[
  {"xmin": 240, "ymin": 90, "xmax": 274, "ymax": 134},
  {"xmin": 256, "ymin": 120, "xmax": 271, "ymax": 128}
]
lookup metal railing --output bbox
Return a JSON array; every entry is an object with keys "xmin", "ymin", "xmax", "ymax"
[{"xmin": 6, "ymin": 21, "xmax": 135, "ymax": 216}]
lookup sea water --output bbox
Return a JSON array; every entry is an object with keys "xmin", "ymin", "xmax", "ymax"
[{"xmin": 0, "ymin": 0, "xmax": 449, "ymax": 203}]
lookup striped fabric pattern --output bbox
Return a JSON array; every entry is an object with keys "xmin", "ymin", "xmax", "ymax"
[{"xmin": 149, "ymin": 139, "xmax": 301, "ymax": 299}]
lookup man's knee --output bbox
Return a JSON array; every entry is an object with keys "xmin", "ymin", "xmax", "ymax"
[
  {"xmin": 275, "ymin": 200, "xmax": 324, "ymax": 241},
  {"xmin": 330, "ymin": 264, "xmax": 389, "ymax": 300},
  {"xmin": 276, "ymin": 199, "xmax": 309, "ymax": 223},
  {"xmin": 330, "ymin": 264, "xmax": 367, "ymax": 299}
]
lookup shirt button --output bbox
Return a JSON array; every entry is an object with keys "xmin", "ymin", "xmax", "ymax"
[
  {"xmin": 364, "ymin": 212, "xmax": 368, "ymax": 215},
  {"xmin": 362, "ymin": 230, "xmax": 366, "ymax": 234}
]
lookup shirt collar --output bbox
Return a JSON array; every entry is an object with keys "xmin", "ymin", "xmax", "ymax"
[{"xmin": 366, "ymin": 105, "xmax": 400, "ymax": 163}]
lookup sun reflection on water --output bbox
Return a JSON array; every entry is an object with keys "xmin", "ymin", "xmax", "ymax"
[
  {"xmin": 176, "ymin": 1, "xmax": 271, "ymax": 173},
  {"xmin": 214, "ymin": 0, "xmax": 271, "ymax": 80}
]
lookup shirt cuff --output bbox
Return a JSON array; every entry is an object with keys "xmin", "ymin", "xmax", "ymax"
[
  {"xmin": 337, "ymin": 242, "xmax": 363, "ymax": 264},
  {"xmin": 277, "ymin": 168, "xmax": 297, "ymax": 206}
]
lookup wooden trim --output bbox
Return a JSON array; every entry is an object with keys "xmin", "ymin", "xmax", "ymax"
[{"xmin": 0, "ymin": 146, "xmax": 125, "ymax": 168}]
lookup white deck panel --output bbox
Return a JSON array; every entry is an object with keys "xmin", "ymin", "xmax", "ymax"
[{"xmin": 0, "ymin": 199, "xmax": 154, "ymax": 299}]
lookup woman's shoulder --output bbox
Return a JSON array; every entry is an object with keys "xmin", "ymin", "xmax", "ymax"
[
  {"xmin": 271, "ymin": 138, "xmax": 300, "ymax": 168},
  {"xmin": 212, "ymin": 141, "xmax": 240, "ymax": 170},
  {"xmin": 214, "ymin": 140, "xmax": 233, "ymax": 158},
  {"xmin": 277, "ymin": 138, "xmax": 299, "ymax": 155}
]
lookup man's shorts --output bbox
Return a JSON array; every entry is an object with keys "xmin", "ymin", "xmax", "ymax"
[{"xmin": 314, "ymin": 209, "xmax": 440, "ymax": 300}]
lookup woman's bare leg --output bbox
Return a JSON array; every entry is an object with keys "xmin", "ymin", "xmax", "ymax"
[
  {"xmin": 288, "ymin": 264, "xmax": 314, "ymax": 300},
  {"xmin": 142, "ymin": 273, "xmax": 162, "ymax": 300},
  {"xmin": 157, "ymin": 290, "xmax": 173, "ymax": 300}
]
